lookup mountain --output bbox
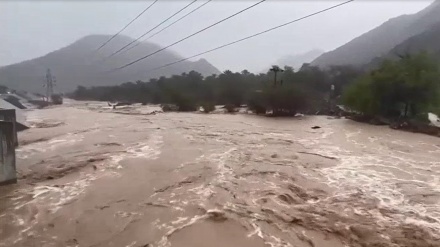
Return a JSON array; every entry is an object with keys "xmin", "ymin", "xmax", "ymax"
[
  {"xmin": 368, "ymin": 23, "xmax": 440, "ymax": 68},
  {"xmin": 0, "ymin": 35, "xmax": 220, "ymax": 93},
  {"xmin": 312, "ymin": 0, "xmax": 440, "ymax": 67},
  {"xmin": 388, "ymin": 23, "xmax": 440, "ymax": 59},
  {"xmin": 274, "ymin": 49, "xmax": 324, "ymax": 70}
]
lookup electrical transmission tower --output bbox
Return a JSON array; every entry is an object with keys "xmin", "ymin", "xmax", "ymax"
[{"xmin": 44, "ymin": 69, "xmax": 56, "ymax": 102}]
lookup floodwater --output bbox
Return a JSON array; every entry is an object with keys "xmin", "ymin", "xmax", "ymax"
[{"xmin": 1, "ymin": 101, "xmax": 439, "ymax": 247}]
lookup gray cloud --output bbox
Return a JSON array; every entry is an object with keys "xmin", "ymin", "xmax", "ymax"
[{"xmin": 1, "ymin": 0, "xmax": 433, "ymax": 72}]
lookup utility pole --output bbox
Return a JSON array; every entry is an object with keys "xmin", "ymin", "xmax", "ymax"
[
  {"xmin": 329, "ymin": 84, "xmax": 335, "ymax": 115},
  {"xmin": 44, "ymin": 69, "xmax": 56, "ymax": 102},
  {"xmin": 270, "ymin": 65, "xmax": 284, "ymax": 86}
]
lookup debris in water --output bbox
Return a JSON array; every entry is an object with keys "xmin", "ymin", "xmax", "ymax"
[
  {"xmin": 206, "ymin": 210, "xmax": 227, "ymax": 222},
  {"xmin": 94, "ymin": 142, "xmax": 121, "ymax": 147},
  {"xmin": 298, "ymin": 151, "xmax": 337, "ymax": 160}
]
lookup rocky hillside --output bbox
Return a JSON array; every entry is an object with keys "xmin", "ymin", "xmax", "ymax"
[
  {"xmin": 0, "ymin": 35, "xmax": 220, "ymax": 93},
  {"xmin": 312, "ymin": 0, "xmax": 440, "ymax": 67}
]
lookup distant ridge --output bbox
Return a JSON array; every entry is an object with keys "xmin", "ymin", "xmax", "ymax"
[
  {"xmin": 312, "ymin": 0, "xmax": 440, "ymax": 67},
  {"xmin": 0, "ymin": 35, "xmax": 220, "ymax": 93}
]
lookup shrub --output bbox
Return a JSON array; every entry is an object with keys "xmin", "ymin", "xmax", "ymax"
[
  {"xmin": 202, "ymin": 102, "xmax": 216, "ymax": 113},
  {"xmin": 343, "ymin": 53, "xmax": 440, "ymax": 119},
  {"xmin": 265, "ymin": 85, "xmax": 307, "ymax": 116},
  {"xmin": 169, "ymin": 92, "xmax": 197, "ymax": 112},
  {"xmin": 247, "ymin": 91, "xmax": 267, "ymax": 115},
  {"xmin": 224, "ymin": 104, "xmax": 236, "ymax": 113},
  {"xmin": 161, "ymin": 104, "xmax": 178, "ymax": 112}
]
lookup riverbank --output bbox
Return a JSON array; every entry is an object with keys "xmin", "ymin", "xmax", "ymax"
[{"xmin": 346, "ymin": 114, "xmax": 440, "ymax": 137}]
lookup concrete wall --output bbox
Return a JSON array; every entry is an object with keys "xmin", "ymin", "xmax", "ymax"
[
  {"xmin": 0, "ymin": 109, "xmax": 17, "ymax": 146},
  {"xmin": 0, "ymin": 121, "xmax": 17, "ymax": 185}
]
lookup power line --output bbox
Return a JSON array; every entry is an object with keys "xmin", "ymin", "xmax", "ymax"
[
  {"xmin": 147, "ymin": 0, "xmax": 213, "ymax": 41},
  {"xmin": 113, "ymin": 0, "xmax": 267, "ymax": 71},
  {"xmin": 96, "ymin": 0, "xmax": 159, "ymax": 51},
  {"xmin": 148, "ymin": 0, "xmax": 354, "ymax": 73},
  {"xmin": 123, "ymin": 0, "xmax": 213, "ymax": 54},
  {"xmin": 107, "ymin": 0, "xmax": 198, "ymax": 59}
]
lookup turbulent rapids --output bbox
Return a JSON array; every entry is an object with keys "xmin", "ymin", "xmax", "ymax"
[{"xmin": 1, "ymin": 101, "xmax": 439, "ymax": 247}]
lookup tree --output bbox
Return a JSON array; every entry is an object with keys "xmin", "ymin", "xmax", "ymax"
[
  {"xmin": 69, "ymin": 64, "xmax": 350, "ymax": 116},
  {"xmin": 343, "ymin": 52, "xmax": 440, "ymax": 118},
  {"xmin": 265, "ymin": 84, "xmax": 307, "ymax": 116},
  {"xmin": 218, "ymin": 70, "xmax": 246, "ymax": 106},
  {"xmin": 241, "ymin": 70, "xmax": 250, "ymax": 76},
  {"xmin": 247, "ymin": 90, "xmax": 267, "ymax": 114},
  {"xmin": 201, "ymin": 102, "xmax": 215, "ymax": 113},
  {"xmin": 72, "ymin": 86, "xmax": 88, "ymax": 100},
  {"xmin": 0, "ymin": 85, "xmax": 8, "ymax": 94},
  {"xmin": 328, "ymin": 65, "xmax": 362, "ymax": 96}
]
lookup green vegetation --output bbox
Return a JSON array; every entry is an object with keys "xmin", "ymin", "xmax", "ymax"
[
  {"xmin": 224, "ymin": 104, "xmax": 237, "ymax": 113},
  {"xmin": 343, "ymin": 53, "xmax": 440, "ymax": 119},
  {"xmin": 72, "ymin": 65, "xmax": 361, "ymax": 116},
  {"xmin": 71, "ymin": 53, "xmax": 440, "ymax": 122},
  {"xmin": 201, "ymin": 102, "xmax": 215, "ymax": 113},
  {"xmin": 72, "ymin": 64, "xmax": 362, "ymax": 116},
  {"xmin": 0, "ymin": 85, "xmax": 8, "ymax": 94}
]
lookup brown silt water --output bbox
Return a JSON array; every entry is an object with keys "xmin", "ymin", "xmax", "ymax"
[{"xmin": 1, "ymin": 101, "xmax": 439, "ymax": 247}]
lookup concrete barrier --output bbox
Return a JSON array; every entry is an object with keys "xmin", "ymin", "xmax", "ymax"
[
  {"xmin": 0, "ymin": 121, "xmax": 17, "ymax": 186},
  {"xmin": 0, "ymin": 109, "xmax": 18, "ymax": 146}
]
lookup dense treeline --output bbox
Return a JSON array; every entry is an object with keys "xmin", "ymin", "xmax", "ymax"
[
  {"xmin": 71, "ymin": 64, "xmax": 362, "ymax": 115},
  {"xmin": 71, "ymin": 53, "xmax": 440, "ymax": 119},
  {"xmin": 342, "ymin": 52, "xmax": 440, "ymax": 120}
]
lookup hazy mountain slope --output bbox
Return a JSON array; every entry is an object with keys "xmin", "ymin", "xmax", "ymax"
[
  {"xmin": 312, "ymin": 0, "xmax": 440, "ymax": 67},
  {"xmin": 274, "ymin": 49, "xmax": 324, "ymax": 70},
  {"xmin": 389, "ymin": 23, "xmax": 440, "ymax": 59},
  {"xmin": 368, "ymin": 23, "xmax": 440, "ymax": 68},
  {"xmin": 0, "ymin": 35, "xmax": 220, "ymax": 93}
]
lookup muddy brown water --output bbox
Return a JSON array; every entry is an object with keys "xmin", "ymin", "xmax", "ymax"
[{"xmin": 1, "ymin": 100, "xmax": 439, "ymax": 247}]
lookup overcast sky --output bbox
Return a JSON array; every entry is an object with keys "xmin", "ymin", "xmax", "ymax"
[{"xmin": 1, "ymin": 0, "xmax": 434, "ymax": 72}]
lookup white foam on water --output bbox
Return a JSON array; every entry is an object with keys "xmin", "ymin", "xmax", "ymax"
[
  {"xmin": 276, "ymin": 120, "xmax": 440, "ymax": 236},
  {"xmin": 171, "ymin": 217, "xmax": 188, "ymax": 225},
  {"xmin": 102, "ymin": 132, "xmax": 163, "ymax": 172},
  {"xmin": 188, "ymin": 184, "xmax": 214, "ymax": 198},
  {"xmin": 2, "ymin": 168, "xmax": 124, "ymax": 246},
  {"xmin": 32, "ymin": 173, "xmax": 98, "ymax": 213},
  {"xmin": 428, "ymin": 113, "xmax": 440, "ymax": 127},
  {"xmin": 127, "ymin": 141, "xmax": 161, "ymax": 159},
  {"xmin": 308, "ymin": 131, "xmax": 440, "ymax": 236},
  {"xmin": 345, "ymin": 130, "xmax": 361, "ymax": 139},
  {"xmin": 248, "ymin": 220, "xmax": 293, "ymax": 247},
  {"xmin": 185, "ymin": 148, "xmax": 236, "ymax": 200},
  {"xmin": 320, "ymin": 129, "xmax": 334, "ymax": 139},
  {"xmin": 125, "ymin": 241, "xmax": 137, "ymax": 247},
  {"xmin": 17, "ymin": 133, "xmax": 84, "ymax": 159},
  {"xmin": 107, "ymin": 132, "xmax": 163, "ymax": 167},
  {"xmin": 156, "ymin": 214, "xmax": 206, "ymax": 247},
  {"xmin": 2, "ymin": 178, "xmax": 89, "ymax": 245},
  {"xmin": 248, "ymin": 220, "xmax": 264, "ymax": 238}
]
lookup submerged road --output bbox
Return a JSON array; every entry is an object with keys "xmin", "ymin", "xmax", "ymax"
[{"xmin": 1, "ymin": 101, "xmax": 439, "ymax": 247}]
